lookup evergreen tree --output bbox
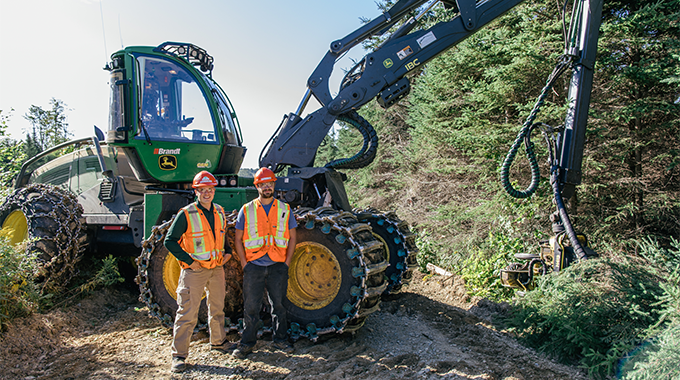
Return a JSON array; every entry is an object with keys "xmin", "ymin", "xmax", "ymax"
[
  {"xmin": 0, "ymin": 110, "xmax": 26, "ymax": 192},
  {"xmin": 580, "ymin": 0, "xmax": 680, "ymax": 240},
  {"xmin": 23, "ymin": 98, "xmax": 72, "ymax": 154},
  {"xmin": 334, "ymin": 0, "xmax": 679, "ymax": 248}
]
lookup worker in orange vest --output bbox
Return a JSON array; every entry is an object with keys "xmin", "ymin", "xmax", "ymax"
[
  {"xmin": 232, "ymin": 167, "xmax": 297, "ymax": 359},
  {"xmin": 164, "ymin": 170, "xmax": 232, "ymax": 372}
]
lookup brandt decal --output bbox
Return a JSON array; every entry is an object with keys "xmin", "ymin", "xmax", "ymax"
[{"xmin": 154, "ymin": 148, "xmax": 181, "ymax": 155}]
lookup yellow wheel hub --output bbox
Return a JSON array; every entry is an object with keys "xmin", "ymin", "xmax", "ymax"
[
  {"xmin": 288, "ymin": 242, "xmax": 341, "ymax": 310},
  {"xmin": 162, "ymin": 254, "xmax": 206, "ymax": 301},
  {"xmin": 162, "ymin": 255, "xmax": 182, "ymax": 301},
  {"xmin": 1, "ymin": 210, "xmax": 28, "ymax": 245}
]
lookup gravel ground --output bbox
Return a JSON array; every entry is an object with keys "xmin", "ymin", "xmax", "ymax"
[{"xmin": 0, "ymin": 270, "xmax": 587, "ymax": 379}]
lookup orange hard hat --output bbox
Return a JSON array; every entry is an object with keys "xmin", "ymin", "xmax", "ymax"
[
  {"xmin": 253, "ymin": 167, "xmax": 276, "ymax": 185},
  {"xmin": 192, "ymin": 170, "xmax": 218, "ymax": 188}
]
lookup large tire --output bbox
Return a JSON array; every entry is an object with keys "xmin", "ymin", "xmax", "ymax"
[
  {"xmin": 354, "ymin": 208, "xmax": 418, "ymax": 294},
  {"xmin": 136, "ymin": 206, "xmax": 389, "ymax": 341},
  {"xmin": 0, "ymin": 184, "xmax": 87, "ymax": 292},
  {"xmin": 286, "ymin": 207, "xmax": 388, "ymax": 340},
  {"xmin": 135, "ymin": 212, "xmax": 243, "ymax": 328}
]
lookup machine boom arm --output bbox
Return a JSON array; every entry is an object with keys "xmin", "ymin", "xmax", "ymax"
[
  {"xmin": 560, "ymin": 0, "xmax": 603, "ymax": 198},
  {"xmin": 260, "ymin": 0, "xmax": 603, "ymax": 199}
]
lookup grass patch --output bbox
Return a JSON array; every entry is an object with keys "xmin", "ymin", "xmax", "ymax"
[{"xmin": 0, "ymin": 237, "xmax": 41, "ymax": 330}]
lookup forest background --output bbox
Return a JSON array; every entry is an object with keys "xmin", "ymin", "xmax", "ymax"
[
  {"xmin": 314, "ymin": 0, "xmax": 680, "ymax": 378},
  {"xmin": 1, "ymin": 0, "xmax": 679, "ymax": 378}
]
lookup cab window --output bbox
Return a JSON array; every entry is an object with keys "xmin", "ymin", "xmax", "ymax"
[
  {"xmin": 208, "ymin": 80, "xmax": 240, "ymax": 145},
  {"xmin": 135, "ymin": 55, "xmax": 217, "ymax": 143}
]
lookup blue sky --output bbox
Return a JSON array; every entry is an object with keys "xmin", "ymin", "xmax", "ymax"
[{"xmin": 0, "ymin": 0, "xmax": 383, "ymax": 168}]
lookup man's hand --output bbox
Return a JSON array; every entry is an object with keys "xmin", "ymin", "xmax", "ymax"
[
  {"xmin": 285, "ymin": 228, "xmax": 297, "ymax": 267},
  {"xmin": 235, "ymin": 229, "xmax": 248, "ymax": 269},
  {"xmin": 223, "ymin": 252, "xmax": 232, "ymax": 262},
  {"xmin": 188, "ymin": 260, "xmax": 202, "ymax": 271}
]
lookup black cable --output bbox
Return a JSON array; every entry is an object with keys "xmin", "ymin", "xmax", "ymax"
[
  {"xmin": 542, "ymin": 122, "xmax": 588, "ymax": 262},
  {"xmin": 551, "ymin": 173, "xmax": 588, "ymax": 260},
  {"xmin": 325, "ymin": 111, "xmax": 378, "ymax": 169},
  {"xmin": 500, "ymin": 55, "xmax": 573, "ymax": 198}
]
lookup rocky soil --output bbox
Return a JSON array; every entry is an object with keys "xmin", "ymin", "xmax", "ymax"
[{"xmin": 0, "ymin": 271, "xmax": 587, "ymax": 380}]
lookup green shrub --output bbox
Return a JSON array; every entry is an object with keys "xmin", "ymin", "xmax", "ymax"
[
  {"xmin": 0, "ymin": 234, "xmax": 125, "ymax": 329},
  {"xmin": 622, "ymin": 323, "xmax": 680, "ymax": 380},
  {"xmin": 506, "ymin": 255, "xmax": 663, "ymax": 379},
  {"xmin": 461, "ymin": 231, "xmax": 523, "ymax": 301},
  {"xmin": 0, "ymin": 237, "xmax": 41, "ymax": 330},
  {"xmin": 48, "ymin": 255, "xmax": 125, "ymax": 310},
  {"xmin": 80, "ymin": 255, "xmax": 125, "ymax": 291},
  {"xmin": 620, "ymin": 238, "xmax": 680, "ymax": 380},
  {"xmin": 415, "ymin": 229, "xmax": 443, "ymax": 271},
  {"xmin": 637, "ymin": 236, "xmax": 680, "ymax": 274}
]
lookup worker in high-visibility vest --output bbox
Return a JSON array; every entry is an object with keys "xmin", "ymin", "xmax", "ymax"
[
  {"xmin": 232, "ymin": 167, "xmax": 297, "ymax": 359},
  {"xmin": 164, "ymin": 170, "xmax": 233, "ymax": 373}
]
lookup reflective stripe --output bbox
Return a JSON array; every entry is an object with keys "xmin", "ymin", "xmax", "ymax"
[
  {"xmin": 276, "ymin": 206, "xmax": 286, "ymax": 236},
  {"xmin": 181, "ymin": 203, "xmax": 226, "ymax": 263},
  {"xmin": 191, "ymin": 250, "xmax": 216, "ymax": 261},
  {"xmin": 244, "ymin": 237, "xmax": 264, "ymax": 249},
  {"xmin": 274, "ymin": 204, "xmax": 289, "ymax": 247},
  {"xmin": 241, "ymin": 199, "xmax": 291, "ymax": 262},
  {"xmin": 185, "ymin": 209, "xmax": 204, "ymax": 254},
  {"xmin": 243, "ymin": 202, "xmax": 264, "ymax": 249}
]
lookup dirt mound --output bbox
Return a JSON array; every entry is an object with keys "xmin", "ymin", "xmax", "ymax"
[{"xmin": 0, "ymin": 271, "xmax": 586, "ymax": 379}]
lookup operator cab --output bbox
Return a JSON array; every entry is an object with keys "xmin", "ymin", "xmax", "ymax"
[{"xmin": 106, "ymin": 43, "xmax": 245, "ymax": 184}]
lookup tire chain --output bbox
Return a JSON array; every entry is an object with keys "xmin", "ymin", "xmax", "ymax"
[
  {"xmin": 135, "ymin": 211, "xmax": 240, "ymax": 329},
  {"xmin": 135, "ymin": 206, "xmax": 388, "ymax": 341},
  {"xmin": 135, "ymin": 217, "xmax": 174, "ymax": 328},
  {"xmin": 353, "ymin": 207, "xmax": 418, "ymax": 294},
  {"xmin": 0, "ymin": 184, "xmax": 87, "ymax": 292},
  {"xmin": 291, "ymin": 207, "xmax": 388, "ymax": 341}
]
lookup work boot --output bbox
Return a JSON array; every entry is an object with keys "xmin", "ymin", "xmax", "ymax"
[
  {"xmin": 211, "ymin": 340, "xmax": 237, "ymax": 354},
  {"xmin": 231, "ymin": 344, "xmax": 253, "ymax": 359},
  {"xmin": 271, "ymin": 341, "xmax": 294, "ymax": 354},
  {"xmin": 170, "ymin": 357, "xmax": 186, "ymax": 373}
]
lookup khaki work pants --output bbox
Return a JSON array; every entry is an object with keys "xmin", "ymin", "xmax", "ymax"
[{"xmin": 171, "ymin": 265, "xmax": 226, "ymax": 358}]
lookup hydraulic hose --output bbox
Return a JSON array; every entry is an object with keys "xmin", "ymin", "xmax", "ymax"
[
  {"xmin": 551, "ymin": 173, "xmax": 588, "ymax": 260},
  {"xmin": 325, "ymin": 111, "xmax": 378, "ymax": 170},
  {"xmin": 500, "ymin": 54, "xmax": 588, "ymax": 262},
  {"xmin": 500, "ymin": 56, "xmax": 572, "ymax": 198}
]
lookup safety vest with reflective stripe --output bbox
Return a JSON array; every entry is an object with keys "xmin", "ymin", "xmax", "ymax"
[
  {"xmin": 242, "ymin": 199, "xmax": 291, "ymax": 262},
  {"xmin": 178, "ymin": 202, "xmax": 226, "ymax": 269}
]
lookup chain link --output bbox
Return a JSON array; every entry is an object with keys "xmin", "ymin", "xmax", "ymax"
[
  {"xmin": 354, "ymin": 207, "xmax": 418, "ymax": 294},
  {"xmin": 1, "ymin": 184, "xmax": 87, "ymax": 291},
  {"xmin": 135, "ymin": 206, "xmax": 387, "ymax": 340},
  {"xmin": 135, "ymin": 211, "xmax": 240, "ymax": 329}
]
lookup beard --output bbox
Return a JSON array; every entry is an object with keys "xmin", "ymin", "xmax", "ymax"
[{"xmin": 260, "ymin": 189, "xmax": 274, "ymax": 199}]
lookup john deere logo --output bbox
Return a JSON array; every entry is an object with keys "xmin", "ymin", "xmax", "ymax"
[
  {"xmin": 383, "ymin": 58, "xmax": 394, "ymax": 68},
  {"xmin": 159, "ymin": 155, "xmax": 177, "ymax": 170}
]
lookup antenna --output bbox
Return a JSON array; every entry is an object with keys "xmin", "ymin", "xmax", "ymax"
[
  {"xmin": 118, "ymin": 14, "xmax": 124, "ymax": 48},
  {"xmin": 99, "ymin": 0, "xmax": 108, "ymax": 63}
]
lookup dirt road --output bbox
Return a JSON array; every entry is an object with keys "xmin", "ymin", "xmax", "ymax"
[{"xmin": 0, "ymin": 271, "xmax": 586, "ymax": 379}]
